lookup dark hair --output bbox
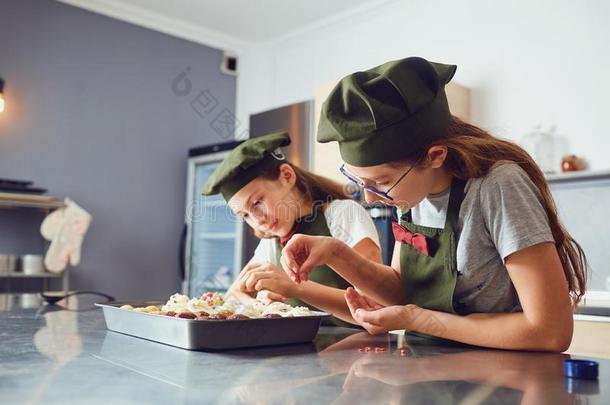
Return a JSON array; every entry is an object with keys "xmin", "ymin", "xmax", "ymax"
[{"xmin": 398, "ymin": 116, "xmax": 587, "ymax": 303}]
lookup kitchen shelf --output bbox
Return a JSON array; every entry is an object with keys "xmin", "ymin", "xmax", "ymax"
[
  {"xmin": 0, "ymin": 200, "xmax": 65, "ymax": 210},
  {"xmin": 0, "ymin": 192, "xmax": 65, "ymax": 210},
  {"xmin": 0, "ymin": 191, "xmax": 69, "ymax": 293},
  {"xmin": 0, "ymin": 272, "xmax": 63, "ymax": 278},
  {"xmin": 546, "ymin": 169, "xmax": 610, "ymax": 184}
]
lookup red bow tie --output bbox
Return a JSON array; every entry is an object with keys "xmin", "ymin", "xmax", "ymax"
[{"xmin": 392, "ymin": 222, "xmax": 430, "ymax": 256}]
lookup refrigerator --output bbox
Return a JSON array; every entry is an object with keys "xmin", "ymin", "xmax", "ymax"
[
  {"xmin": 182, "ymin": 101, "xmax": 314, "ymax": 297},
  {"xmin": 182, "ymin": 140, "xmax": 245, "ymax": 297}
]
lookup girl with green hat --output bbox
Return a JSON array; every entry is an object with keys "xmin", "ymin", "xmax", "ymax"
[
  {"xmin": 280, "ymin": 56, "xmax": 587, "ymax": 351},
  {"xmin": 202, "ymin": 131, "xmax": 382, "ymax": 326}
]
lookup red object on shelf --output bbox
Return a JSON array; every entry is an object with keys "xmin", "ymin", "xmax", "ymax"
[{"xmin": 561, "ymin": 155, "xmax": 587, "ymax": 173}]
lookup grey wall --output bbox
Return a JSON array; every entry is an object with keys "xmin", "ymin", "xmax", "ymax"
[{"xmin": 0, "ymin": 0, "xmax": 237, "ymax": 298}]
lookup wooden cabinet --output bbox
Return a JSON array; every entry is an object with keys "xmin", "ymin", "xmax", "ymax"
[{"xmin": 568, "ymin": 319, "xmax": 610, "ymax": 358}]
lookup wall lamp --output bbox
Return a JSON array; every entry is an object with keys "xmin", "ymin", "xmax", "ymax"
[{"xmin": 0, "ymin": 78, "xmax": 5, "ymax": 113}]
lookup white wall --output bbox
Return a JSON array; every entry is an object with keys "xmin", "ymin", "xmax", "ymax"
[{"xmin": 237, "ymin": 0, "xmax": 610, "ymax": 170}]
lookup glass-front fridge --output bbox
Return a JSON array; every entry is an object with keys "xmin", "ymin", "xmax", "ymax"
[{"xmin": 183, "ymin": 141, "xmax": 244, "ymax": 297}]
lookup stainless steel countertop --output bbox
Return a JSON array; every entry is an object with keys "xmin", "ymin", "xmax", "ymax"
[{"xmin": 1, "ymin": 294, "xmax": 607, "ymax": 404}]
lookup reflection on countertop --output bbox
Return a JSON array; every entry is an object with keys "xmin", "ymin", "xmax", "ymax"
[{"xmin": 0, "ymin": 294, "xmax": 606, "ymax": 404}]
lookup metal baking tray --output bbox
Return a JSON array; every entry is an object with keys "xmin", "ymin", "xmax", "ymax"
[{"xmin": 96, "ymin": 301, "xmax": 330, "ymax": 351}]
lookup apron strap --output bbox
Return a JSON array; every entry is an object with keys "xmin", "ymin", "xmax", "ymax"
[{"xmin": 444, "ymin": 178, "xmax": 466, "ymax": 232}]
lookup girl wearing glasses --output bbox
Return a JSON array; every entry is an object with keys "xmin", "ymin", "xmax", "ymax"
[
  {"xmin": 202, "ymin": 131, "xmax": 381, "ymax": 326},
  {"xmin": 281, "ymin": 57, "xmax": 586, "ymax": 351}
]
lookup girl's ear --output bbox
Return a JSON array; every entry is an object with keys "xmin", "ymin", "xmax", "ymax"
[
  {"xmin": 425, "ymin": 145, "xmax": 448, "ymax": 169},
  {"xmin": 278, "ymin": 163, "xmax": 297, "ymax": 188}
]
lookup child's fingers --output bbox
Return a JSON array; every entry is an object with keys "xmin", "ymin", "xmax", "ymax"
[
  {"xmin": 280, "ymin": 241, "xmax": 299, "ymax": 268},
  {"xmin": 345, "ymin": 289, "xmax": 363, "ymax": 317},
  {"xmin": 238, "ymin": 263, "xmax": 265, "ymax": 285},
  {"xmin": 244, "ymin": 270, "xmax": 274, "ymax": 291},
  {"xmin": 254, "ymin": 279, "xmax": 271, "ymax": 293},
  {"xmin": 297, "ymin": 253, "xmax": 322, "ymax": 282},
  {"xmin": 346, "ymin": 287, "xmax": 372, "ymax": 311},
  {"xmin": 361, "ymin": 294, "xmax": 384, "ymax": 311},
  {"xmin": 243, "ymin": 272, "xmax": 258, "ymax": 292},
  {"xmin": 345, "ymin": 287, "xmax": 359, "ymax": 306},
  {"xmin": 280, "ymin": 254, "xmax": 300, "ymax": 283},
  {"xmin": 265, "ymin": 291, "xmax": 287, "ymax": 303},
  {"xmin": 280, "ymin": 246, "xmax": 301, "ymax": 281},
  {"xmin": 345, "ymin": 290, "xmax": 385, "ymax": 334},
  {"xmin": 282, "ymin": 235, "xmax": 311, "ymax": 274}
]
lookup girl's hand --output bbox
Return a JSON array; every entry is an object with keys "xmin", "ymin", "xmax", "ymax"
[
  {"xmin": 345, "ymin": 287, "xmax": 410, "ymax": 334},
  {"xmin": 280, "ymin": 234, "xmax": 340, "ymax": 283},
  {"xmin": 236, "ymin": 262, "xmax": 294, "ymax": 301},
  {"xmin": 255, "ymin": 290, "xmax": 286, "ymax": 305}
]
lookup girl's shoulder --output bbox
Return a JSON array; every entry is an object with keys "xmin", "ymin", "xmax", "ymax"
[
  {"xmin": 323, "ymin": 199, "xmax": 380, "ymax": 247},
  {"xmin": 466, "ymin": 161, "xmax": 534, "ymax": 195},
  {"xmin": 463, "ymin": 161, "xmax": 546, "ymax": 223},
  {"xmin": 323, "ymin": 198, "xmax": 368, "ymax": 217}
]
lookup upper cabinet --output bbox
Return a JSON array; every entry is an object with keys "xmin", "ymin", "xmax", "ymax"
[{"xmin": 446, "ymin": 82, "xmax": 470, "ymax": 123}]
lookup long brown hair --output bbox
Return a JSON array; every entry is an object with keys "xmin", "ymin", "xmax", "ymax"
[
  {"xmin": 258, "ymin": 162, "xmax": 348, "ymax": 203},
  {"xmin": 407, "ymin": 116, "xmax": 587, "ymax": 303},
  {"xmin": 252, "ymin": 162, "xmax": 348, "ymax": 239}
]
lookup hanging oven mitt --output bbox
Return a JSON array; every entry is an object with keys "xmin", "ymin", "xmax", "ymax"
[{"xmin": 40, "ymin": 198, "xmax": 92, "ymax": 273}]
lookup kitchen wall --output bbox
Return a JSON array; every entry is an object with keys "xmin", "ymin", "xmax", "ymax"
[
  {"xmin": 236, "ymin": 0, "xmax": 610, "ymax": 170},
  {"xmin": 0, "ymin": 0, "xmax": 236, "ymax": 298}
]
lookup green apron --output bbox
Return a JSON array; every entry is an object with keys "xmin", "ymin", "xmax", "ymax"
[
  {"xmin": 274, "ymin": 204, "xmax": 354, "ymax": 327},
  {"xmin": 398, "ymin": 179, "xmax": 466, "ymax": 314}
]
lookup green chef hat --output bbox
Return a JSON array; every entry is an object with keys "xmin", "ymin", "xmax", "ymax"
[
  {"xmin": 318, "ymin": 56, "xmax": 457, "ymax": 167},
  {"xmin": 202, "ymin": 131, "xmax": 291, "ymax": 201}
]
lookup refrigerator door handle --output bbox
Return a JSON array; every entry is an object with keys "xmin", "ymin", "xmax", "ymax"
[{"xmin": 179, "ymin": 223, "xmax": 187, "ymax": 282}]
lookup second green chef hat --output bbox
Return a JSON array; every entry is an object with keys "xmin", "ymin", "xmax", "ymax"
[
  {"xmin": 202, "ymin": 131, "xmax": 290, "ymax": 201},
  {"xmin": 317, "ymin": 56, "xmax": 457, "ymax": 167}
]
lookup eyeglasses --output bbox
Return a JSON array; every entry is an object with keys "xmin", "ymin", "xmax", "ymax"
[{"xmin": 339, "ymin": 155, "xmax": 424, "ymax": 201}]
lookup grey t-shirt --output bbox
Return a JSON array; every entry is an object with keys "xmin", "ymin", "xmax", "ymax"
[{"xmin": 407, "ymin": 162, "xmax": 554, "ymax": 314}]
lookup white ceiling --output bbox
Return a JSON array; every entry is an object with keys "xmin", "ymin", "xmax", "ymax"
[{"xmin": 59, "ymin": 0, "xmax": 392, "ymax": 50}]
